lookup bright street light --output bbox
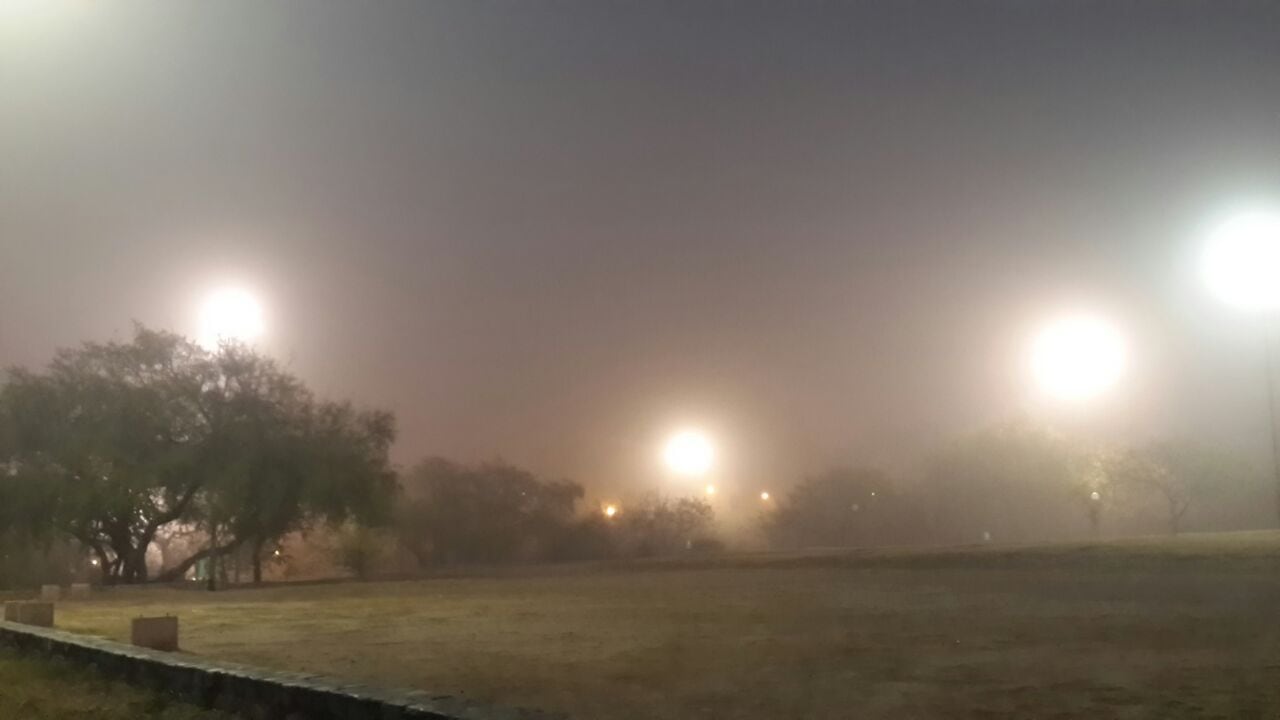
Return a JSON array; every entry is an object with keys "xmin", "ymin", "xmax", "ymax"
[
  {"xmin": 1202, "ymin": 210, "xmax": 1280, "ymax": 311},
  {"xmin": 603, "ymin": 504, "xmax": 618, "ymax": 518},
  {"xmin": 760, "ymin": 491, "xmax": 770, "ymax": 501},
  {"xmin": 704, "ymin": 484, "xmax": 716, "ymax": 497},
  {"xmin": 1030, "ymin": 313, "xmax": 1127, "ymax": 402},
  {"xmin": 662, "ymin": 429, "xmax": 715, "ymax": 477},
  {"xmin": 198, "ymin": 287, "xmax": 265, "ymax": 350}
]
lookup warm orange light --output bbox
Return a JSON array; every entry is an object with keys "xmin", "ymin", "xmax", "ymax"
[
  {"xmin": 760, "ymin": 491, "xmax": 770, "ymax": 501},
  {"xmin": 603, "ymin": 504, "xmax": 618, "ymax": 518},
  {"xmin": 1030, "ymin": 313, "xmax": 1126, "ymax": 402},
  {"xmin": 705, "ymin": 484, "xmax": 716, "ymax": 496},
  {"xmin": 198, "ymin": 287, "xmax": 265, "ymax": 350},
  {"xmin": 663, "ymin": 429, "xmax": 715, "ymax": 477}
]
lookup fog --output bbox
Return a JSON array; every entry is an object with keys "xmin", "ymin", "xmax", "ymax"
[{"xmin": 4, "ymin": 1, "xmax": 1280, "ymax": 501}]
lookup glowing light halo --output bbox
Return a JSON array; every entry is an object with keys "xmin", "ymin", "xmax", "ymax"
[
  {"xmin": 198, "ymin": 287, "xmax": 265, "ymax": 350},
  {"xmin": 662, "ymin": 429, "xmax": 715, "ymax": 477},
  {"xmin": 1202, "ymin": 209, "xmax": 1280, "ymax": 311},
  {"xmin": 1030, "ymin": 312, "xmax": 1126, "ymax": 402}
]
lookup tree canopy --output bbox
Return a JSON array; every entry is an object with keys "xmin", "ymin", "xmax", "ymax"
[
  {"xmin": 0, "ymin": 326, "xmax": 396, "ymax": 584},
  {"xmin": 397, "ymin": 457, "xmax": 584, "ymax": 565},
  {"xmin": 763, "ymin": 466, "xmax": 913, "ymax": 548}
]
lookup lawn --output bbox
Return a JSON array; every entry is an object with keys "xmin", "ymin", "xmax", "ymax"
[
  {"xmin": 47, "ymin": 531, "xmax": 1280, "ymax": 720},
  {"xmin": 0, "ymin": 648, "xmax": 233, "ymax": 720}
]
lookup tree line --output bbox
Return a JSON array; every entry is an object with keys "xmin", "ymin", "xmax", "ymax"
[
  {"xmin": 1, "ymin": 327, "xmax": 1271, "ymax": 588},
  {"xmin": 0, "ymin": 327, "xmax": 718, "ymax": 586},
  {"xmin": 763, "ymin": 421, "xmax": 1270, "ymax": 550}
]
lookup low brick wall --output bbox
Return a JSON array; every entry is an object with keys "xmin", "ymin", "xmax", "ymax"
[{"xmin": 0, "ymin": 621, "xmax": 556, "ymax": 720}]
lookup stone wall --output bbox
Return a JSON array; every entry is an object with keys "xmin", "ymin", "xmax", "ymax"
[{"xmin": 0, "ymin": 620, "xmax": 556, "ymax": 720}]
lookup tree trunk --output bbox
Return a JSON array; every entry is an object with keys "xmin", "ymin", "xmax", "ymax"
[
  {"xmin": 252, "ymin": 536, "xmax": 265, "ymax": 585},
  {"xmin": 157, "ymin": 537, "xmax": 242, "ymax": 583},
  {"xmin": 128, "ymin": 545, "xmax": 150, "ymax": 583},
  {"xmin": 207, "ymin": 524, "xmax": 218, "ymax": 591},
  {"xmin": 96, "ymin": 553, "xmax": 112, "ymax": 584}
]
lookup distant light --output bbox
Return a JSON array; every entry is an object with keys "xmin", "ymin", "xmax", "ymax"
[
  {"xmin": 273, "ymin": 549, "xmax": 282, "ymax": 557},
  {"xmin": 1203, "ymin": 210, "xmax": 1280, "ymax": 311},
  {"xmin": 760, "ymin": 491, "xmax": 770, "ymax": 501},
  {"xmin": 663, "ymin": 429, "xmax": 715, "ymax": 477},
  {"xmin": 198, "ymin": 287, "xmax": 265, "ymax": 350},
  {"xmin": 850, "ymin": 503, "xmax": 860, "ymax": 512},
  {"xmin": 1090, "ymin": 490, "xmax": 1101, "ymax": 501},
  {"xmin": 89, "ymin": 558, "xmax": 99, "ymax": 567},
  {"xmin": 705, "ymin": 484, "xmax": 716, "ymax": 496},
  {"xmin": 1030, "ymin": 313, "xmax": 1126, "ymax": 402},
  {"xmin": 870, "ymin": 491, "xmax": 876, "ymax": 497},
  {"xmin": 603, "ymin": 504, "xmax": 618, "ymax": 518}
]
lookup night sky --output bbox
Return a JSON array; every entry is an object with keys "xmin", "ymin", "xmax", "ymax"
[{"xmin": 4, "ymin": 1, "xmax": 1280, "ymax": 499}]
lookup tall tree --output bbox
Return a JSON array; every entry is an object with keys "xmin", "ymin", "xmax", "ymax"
[
  {"xmin": 0, "ymin": 329, "xmax": 212, "ymax": 582},
  {"xmin": 0, "ymin": 326, "xmax": 396, "ymax": 584},
  {"xmin": 615, "ymin": 494, "xmax": 715, "ymax": 557},
  {"xmin": 922, "ymin": 419, "xmax": 1087, "ymax": 544},
  {"xmin": 179, "ymin": 347, "xmax": 396, "ymax": 583},
  {"xmin": 763, "ymin": 466, "xmax": 906, "ymax": 549},
  {"xmin": 1106, "ymin": 440, "xmax": 1260, "ymax": 536},
  {"xmin": 397, "ymin": 458, "xmax": 583, "ymax": 566}
]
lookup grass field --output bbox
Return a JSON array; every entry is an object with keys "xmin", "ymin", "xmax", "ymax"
[
  {"xmin": 0, "ymin": 648, "xmax": 232, "ymax": 719},
  {"xmin": 44, "ymin": 531, "xmax": 1280, "ymax": 720}
]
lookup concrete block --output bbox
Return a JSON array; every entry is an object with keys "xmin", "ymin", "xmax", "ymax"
[
  {"xmin": 131, "ymin": 615, "xmax": 179, "ymax": 651},
  {"xmin": 68, "ymin": 583, "xmax": 92, "ymax": 599},
  {"xmin": 40, "ymin": 584, "xmax": 61, "ymax": 601},
  {"xmin": 4, "ymin": 601, "xmax": 54, "ymax": 627}
]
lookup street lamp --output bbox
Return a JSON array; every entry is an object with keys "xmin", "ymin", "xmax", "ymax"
[
  {"xmin": 1029, "ymin": 312, "xmax": 1127, "ymax": 538},
  {"xmin": 1030, "ymin": 313, "xmax": 1127, "ymax": 403},
  {"xmin": 198, "ymin": 287, "xmax": 265, "ymax": 350},
  {"xmin": 662, "ymin": 429, "xmax": 715, "ymax": 478},
  {"xmin": 1203, "ymin": 209, "xmax": 1280, "ymax": 524}
]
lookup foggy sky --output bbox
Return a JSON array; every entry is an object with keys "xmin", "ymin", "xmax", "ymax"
[{"xmin": 4, "ymin": 1, "xmax": 1280, "ymax": 500}]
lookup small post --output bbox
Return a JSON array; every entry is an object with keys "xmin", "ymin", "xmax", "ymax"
[
  {"xmin": 4, "ymin": 601, "xmax": 54, "ymax": 627},
  {"xmin": 131, "ymin": 616, "xmax": 179, "ymax": 651}
]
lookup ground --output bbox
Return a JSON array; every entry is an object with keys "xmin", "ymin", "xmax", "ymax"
[
  {"xmin": 0, "ymin": 648, "xmax": 232, "ymax": 720},
  {"xmin": 42, "ymin": 531, "xmax": 1280, "ymax": 720}
]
